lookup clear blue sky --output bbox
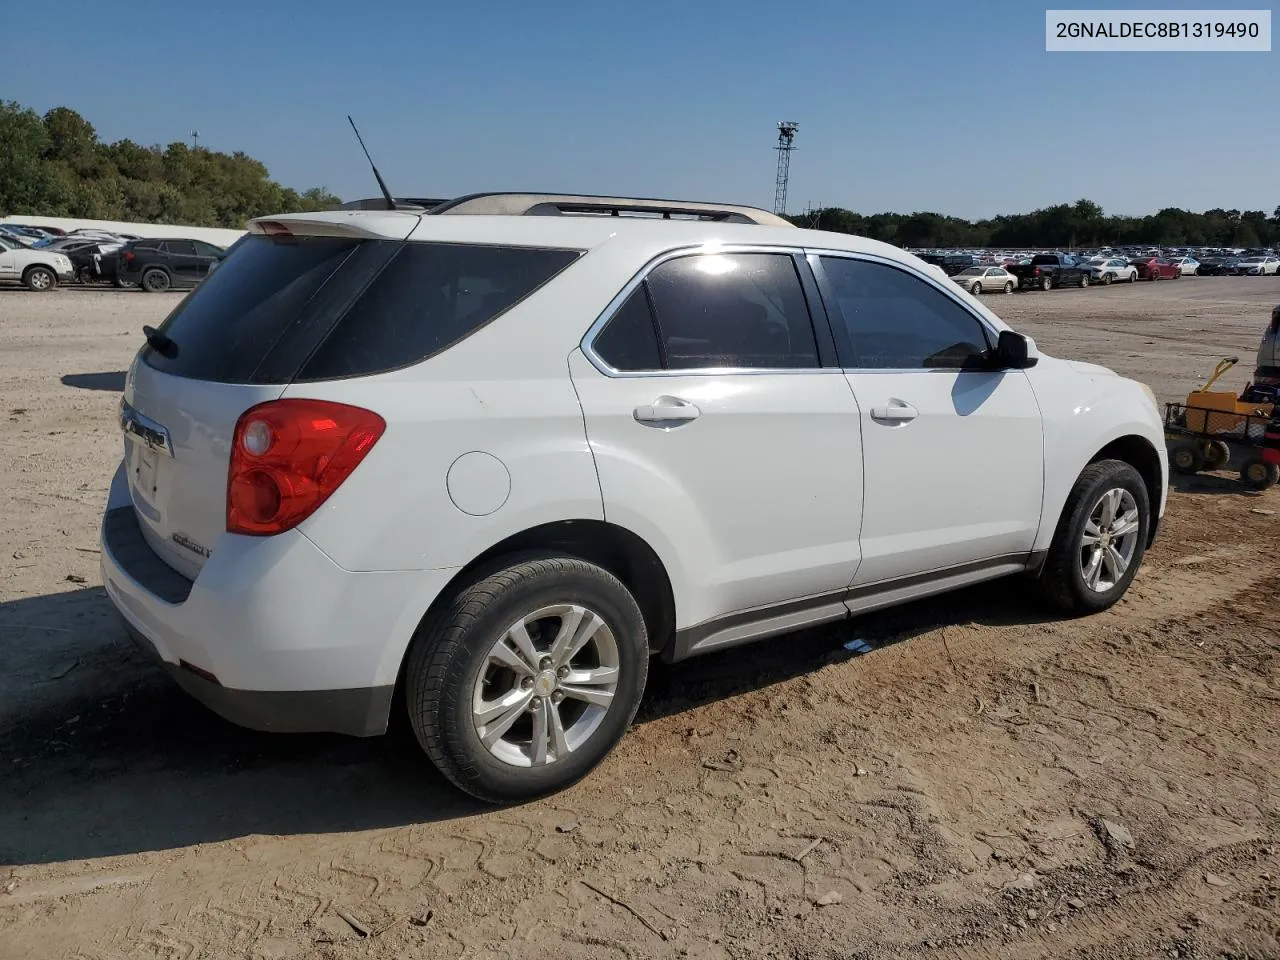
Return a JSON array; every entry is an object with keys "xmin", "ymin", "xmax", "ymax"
[{"xmin": 3, "ymin": 0, "xmax": 1276, "ymax": 220}]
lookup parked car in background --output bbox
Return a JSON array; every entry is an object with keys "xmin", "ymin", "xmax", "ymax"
[
  {"xmin": 45, "ymin": 239, "xmax": 121, "ymax": 282},
  {"xmin": 1084, "ymin": 257, "xmax": 1138, "ymax": 284},
  {"xmin": 1009, "ymin": 253, "xmax": 1092, "ymax": 290},
  {"xmin": 951, "ymin": 265, "xmax": 1016, "ymax": 294},
  {"xmin": 99, "ymin": 193, "xmax": 1168, "ymax": 802},
  {"xmin": 1169, "ymin": 256, "xmax": 1200, "ymax": 276},
  {"xmin": 115, "ymin": 238, "xmax": 226, "ymax": 292},
  {"xmin": 0, "ymin": 227, "xmax": 37, "ymax": 247},
  {"xmin": 1198, "ymin": 256, "xmax": 1240, "ymax": 276},
  {"xmin": 919, "ymin": 253, "xmax": 978, "ymax": 276},
  {"xmin": 1130, "ymin": 257, "xmax": 1180, "ymax": 281},
  {"xmin": 0, "ymin": 235, "xmax": 75, "ymax": 290},
  {"xmin": 1237, "ymin": 256, "xmax": 1280, "ymax": 276}
]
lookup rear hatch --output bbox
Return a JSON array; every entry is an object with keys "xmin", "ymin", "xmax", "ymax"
[
  {"xmin": 119, "ymin": 213, "xmax": 583, "ymax": 581},
  {"xmin": 119, "ymin": 215, "xmax": 420, "ymax": 580}
]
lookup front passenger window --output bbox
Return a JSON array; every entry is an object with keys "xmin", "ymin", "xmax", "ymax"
[{"xmin": 819, "ymin": 257, "xmax": 992, "ymax": 369}]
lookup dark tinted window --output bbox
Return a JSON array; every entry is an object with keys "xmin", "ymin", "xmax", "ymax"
[
  {"xmin": 163, "ymin": 240, "xmax": 197, "ymax": 256},
  {"xmin": 1030, "ymin": 255, "xmax": 1059, "ymax": 265},
  {"xmin": 192, "ymin": 240, "xmax": 223, "ymax": 257},
  {"xmin": 645, "ymin": 253, "xmax": 818, "ymax": 370},
  {"xmin": 819, "ymin": 257, "xmax": 991, "ymax": 369},
  {"xmin": 298, "ymin": 243, "xmax": 579, "ymax": 380},
  {"xmin": 143, "ymin": 235, "xmax": 361, "ymax": 382},
  {"xmin": 593, "ymin": 287, "xmax": 662, "ymax": 371}
]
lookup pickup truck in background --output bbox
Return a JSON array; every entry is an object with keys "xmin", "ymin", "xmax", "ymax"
[{"xmin": 1008, "ymin": 254, "xmax": 1092, "ymax": 291}]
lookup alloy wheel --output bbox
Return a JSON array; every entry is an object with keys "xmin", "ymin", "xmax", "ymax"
[{"xmin": 1079, "ymin": 488, "xmax": 1140, "ymax": 593}]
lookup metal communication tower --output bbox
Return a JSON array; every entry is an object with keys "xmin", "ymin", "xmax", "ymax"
[{"xmin": 773, "ymin": 121, "xmax": 799, "ymax": 216}]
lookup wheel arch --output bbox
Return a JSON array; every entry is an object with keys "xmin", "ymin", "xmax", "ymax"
[
  {"xmin": 1085, "ymin": 434, "xmax": 1164, "ymax": 547},
  {"xmin": 387, "ymin": 519, "xmax": 677, "ymax": 722}
]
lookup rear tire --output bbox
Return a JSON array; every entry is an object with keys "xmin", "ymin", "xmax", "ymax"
[
  {"xmin": 970, "ymin": 282, "xmax": 982, "ymax": 295},
  {"xmin": 1040, "ymin": 276, "xmax": 1052, "ymax": 291},
  {"xmin": 141, "ymin": 268, "xmax": 171, "ymax": 293},
  {"xmin": 1040, "ymin": 460, "xmax": 1150, "ymax": 614},
  {"xmin": 1170, "ymin": 442, "xmax": 1205, "ymax": 475},
  {"xmin": 1079, "ymin": 273, "xmax": 1090, "ymax": 288},
  {"xmin": 1100, "ymin": 273, "xmax": 1113, "ymax": 285},
  {"xmin": 1128, "ymin": 271, "xmax": 1136, "ymax": 283},
  {"xmin": 404, "ymin": 556, "xmax": 649, "ymax": 804},
  {"xmin": 1204, "ymin": 440, "xmax": 1231, "ymax": 470},
  {"xmin": 22, "ymin": 266, "xmax": 55, "ymax": 292},
  {"xmin": 1240, "ymin": 457, "xmax": 1280, "ymax": 490},
  {"xmin": 1003, "ymin": 281, "xmax": 1014, "ymax": 294}
]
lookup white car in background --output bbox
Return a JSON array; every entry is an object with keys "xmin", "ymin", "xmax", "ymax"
[
  {"xmin": 1169, "ymin": 256, "xmax": 1200, "ymax": 276},
  {"xmin": 100, "ymin": 193, "xmax": 1168, "ymax": 803},
  {"xmin": 1085, "ymin": 257, "xmax": 1138, "ymax": 284},
  {"xmin": 0, "ymin": 235, "xmax": 75, "ymax": 290},
  {"xmin": 1238, "ymin": 256, "xmax": 1280, "ymax": 276}
]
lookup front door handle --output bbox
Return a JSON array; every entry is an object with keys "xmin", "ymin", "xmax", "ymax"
[
  {"xmin": 634, "ymin": 396, "xmax": 701, "ymax": 423},
  {"xmin": 869, "ymin": 400, "xmax": 918, "ymax": 423}
]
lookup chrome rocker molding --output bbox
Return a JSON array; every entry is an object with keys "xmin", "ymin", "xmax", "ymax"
[{"xmin": 665, "ymin": 551, "xmax": 1046, "ymax": 662}]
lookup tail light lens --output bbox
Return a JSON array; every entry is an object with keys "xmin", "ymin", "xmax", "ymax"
[
  {"xmin": 1032, "ymin": 266, "xmax": 1040, "ymax": 276},
  {"xmin": 123, "ymin": 250, "xmax": 135, "ymax": 263},
  {"xmin": 227, "ymin": 399, "xmax": 385, "ymax": 536}
]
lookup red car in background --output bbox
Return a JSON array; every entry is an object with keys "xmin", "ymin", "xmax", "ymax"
[{"xmin": 1130, "ymin": 256, "xmax": 1181, "ymax": 280}]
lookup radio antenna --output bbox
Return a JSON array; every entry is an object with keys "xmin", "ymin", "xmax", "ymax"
[{"xmin": 347, "ymin": 115, "xmax": 396, "ymax": 210}]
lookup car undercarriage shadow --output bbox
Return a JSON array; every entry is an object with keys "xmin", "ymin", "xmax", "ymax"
[{"xmin": 0, "ymin": 577, "xmax": 1057, "ymax": 867}]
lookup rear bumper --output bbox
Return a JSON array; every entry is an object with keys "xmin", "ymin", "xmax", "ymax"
[{"xmin": 100, "ymin": 461, "xmax": 457, "ymax": 736}]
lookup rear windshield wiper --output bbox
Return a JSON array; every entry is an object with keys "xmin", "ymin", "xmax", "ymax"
[{"xmin": 142, "ymin": 325, "xmax": 179, "ymax": 359}]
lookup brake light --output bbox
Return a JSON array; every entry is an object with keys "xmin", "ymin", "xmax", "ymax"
[
  {"xmin": 227, "ymin": 399, "xmax": 385, "ymax": 536},
  {"xmin": 1032, "ymin": 266, "xmax": 1040, "ymax": 276},
  {"xmin": 123, "ymin": 250, "xmax": 135, "ymax": 263}
]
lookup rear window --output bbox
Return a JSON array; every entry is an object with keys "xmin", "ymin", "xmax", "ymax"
[{"xmin": 142, "ymin": 235, "xmax": 579, "ymax": 384}]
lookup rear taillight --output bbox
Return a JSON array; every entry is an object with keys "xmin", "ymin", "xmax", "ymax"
[
  {"xmin": 123, "ymin": 250, "xmax": 135, "ymax": 263},
  {"xmin": 227, "ymin": 399, "xmax": 385, "ymax": 536},
  {"xmin": 1032, "ymin": 266, "xmax": 1040, "ymax": 276}
]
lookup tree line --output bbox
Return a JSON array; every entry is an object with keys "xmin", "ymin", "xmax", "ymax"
[
  {"xmin": 0, "ymin": 101, "xmax": 341, "ymax": 228},
  {"xmin": 789, "ymin": 198, "xmax": 1280, "ymax": 249}
]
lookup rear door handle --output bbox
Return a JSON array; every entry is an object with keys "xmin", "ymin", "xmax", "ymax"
[
  {"xmin": 869, "ymin": 400, "xmax": 918, "ymax": 423},
  {"xmin": 634, "ymin": 396, "xmax": 701, "ymax": 423}
]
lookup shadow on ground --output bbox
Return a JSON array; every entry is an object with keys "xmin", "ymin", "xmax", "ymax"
[
  {"xmin": 60, "ymin": 371, "xmax": 126, "ymax": 392},
  {"xmin": 0, "ymin": 578, "xmax": 1056, "ymax": 867}
]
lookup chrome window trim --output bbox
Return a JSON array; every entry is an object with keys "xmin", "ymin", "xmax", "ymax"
[
  {"xmin": 804, "ymin": 248, "xmax": 1006, "ymax": 374},
  {"xmin": 579, "ymin": 244, "xmax": 839, "ymax": 379}
]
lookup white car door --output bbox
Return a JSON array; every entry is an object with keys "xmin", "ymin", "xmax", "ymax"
[
  {"xmin": 571, "ymin": 249, "xmax": 864, "ymax": 637},
  {"xmin": 813, "ymin": 253, "xmax": 1044, "ymax": 586}
]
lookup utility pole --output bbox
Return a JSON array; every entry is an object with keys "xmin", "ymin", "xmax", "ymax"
[
  {"xmin": 773, "ymin": 122, "xmax": 798, "ymax": 216},
  {"xmin": 191, "ymin": 130, "xmax": 200, "ymax": 150}
]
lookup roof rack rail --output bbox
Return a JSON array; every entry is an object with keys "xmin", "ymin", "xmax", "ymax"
[
  {"xmin": 428, "ymin": 193, "xmax": 794, "ymax": 227},
  {"xmin": 338, "ymin": 197, "xmax": 449, "ymax": 212}
]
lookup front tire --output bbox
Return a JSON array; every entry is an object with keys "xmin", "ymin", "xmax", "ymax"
[
  {"xmin": 1079, "ymin": 273, "xmax": 1090, "ymax": 288},
  {"xmin": 405, "ymin": 556, "xmax": 649, "ymax": 803},
  {"xmin": 1170, "ymin": 441, "xmax": 1205, "ymax": 475},
  {"xmin": 22, "ymin": 266, "xmax": 55, "ymax": 292},
  {"xmin": 1040, "ymin": 460, "xmax": 1150, "ymax": 614},
  {"xmin": 1128, "ymin": 271, "xmax": 1136, "ymax": 283},
  {"xmin": 970, "ymin": 282, "xmax": 982, "ymax": 295},
  {"xmin": 1241, "ymin": 457, "xmax": 1280, "ymax": 490}
]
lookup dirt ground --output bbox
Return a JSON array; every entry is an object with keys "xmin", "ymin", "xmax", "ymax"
[{"xmin": 2, "ymin": 278, "xmax": 1279, "ymax": 960}]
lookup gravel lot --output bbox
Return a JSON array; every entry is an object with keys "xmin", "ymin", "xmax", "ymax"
[{"xmin": 2, "ymin": 278, "xmax": 1279, "ymax": 960}]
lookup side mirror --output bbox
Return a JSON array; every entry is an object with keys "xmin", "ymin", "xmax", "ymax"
[{"xmin": 995, "ymin": 330, "xmax": 1038, "ymax": 369}]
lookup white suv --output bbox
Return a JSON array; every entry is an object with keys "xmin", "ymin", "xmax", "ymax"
[{"xmin": 100, "ymin": 194, "xmax": 1168, "ymax": 802}]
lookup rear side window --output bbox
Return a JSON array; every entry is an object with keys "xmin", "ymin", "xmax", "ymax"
[
  {"xmin": 593, "ymin": 287, "xmax": 663, "ymax": 371},
  {"xmin": 297, "ymin": 243, "xmax": 579, "ymax": 380},
  {"xmin": 163, "ymin": 240, "xmax": 197, "ymax": 256}
]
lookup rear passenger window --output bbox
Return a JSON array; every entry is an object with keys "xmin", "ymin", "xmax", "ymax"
[
  {"xmin": 298, "ymin": 243, "xmax": 579, "ymax": 380},
  {"xmin": 593, "ymin": 287, "xmax": 662, "ymax": 371},
  {"xmin": 819, "ymin": 257, "xmax": 991, "ymax": 369},
  {"xmin": 645, "ymin": 253, "xmax": 818, "ymax": 370},
  {"xmin": 164, "ymin": 240, "xmax": 197, "ymax": 256}
]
